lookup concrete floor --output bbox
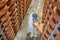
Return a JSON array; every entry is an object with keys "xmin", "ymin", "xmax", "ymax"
[{"xmin": 14, "ymin": 0, "xmax": 41, "ymax": 40}]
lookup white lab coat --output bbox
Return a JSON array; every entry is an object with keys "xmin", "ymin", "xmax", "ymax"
[{"xmin": 28, "ymin": 13, "xmax": 34, "ymax": 37}]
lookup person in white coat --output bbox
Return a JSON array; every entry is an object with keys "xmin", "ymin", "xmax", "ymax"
[{"xmin": 28, "ymin": 12, "xmax": 38, "ymax": 38}]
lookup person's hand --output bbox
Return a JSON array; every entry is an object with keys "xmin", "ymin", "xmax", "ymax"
[{"xmin": 39, "ymin": 23, "xmax": 43, "ymax": 33}]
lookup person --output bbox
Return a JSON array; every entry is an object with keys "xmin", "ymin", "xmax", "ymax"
[{"xmin": 28, "ymin": 12, "xmax": 38, "ymax": 39}]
